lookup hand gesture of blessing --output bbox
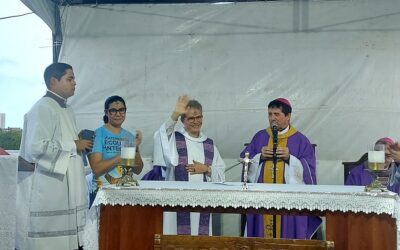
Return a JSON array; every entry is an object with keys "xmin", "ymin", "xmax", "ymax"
[{"xmin": 171, "ymin": 95, "xmax": 189, "ymax": 121}]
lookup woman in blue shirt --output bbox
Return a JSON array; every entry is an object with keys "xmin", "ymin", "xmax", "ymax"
[{"xmin": 89, "ymin": 95, "xmax": 143, "ymax": 199}]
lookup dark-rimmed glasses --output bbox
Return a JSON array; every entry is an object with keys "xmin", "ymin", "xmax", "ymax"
[
  {"xmin": 186, "ymin": 115, "xmax": 203, "ymax": 122},
  {"xmin": 106, "ymin": 108, "xmax": 127, "ymax": 115}
]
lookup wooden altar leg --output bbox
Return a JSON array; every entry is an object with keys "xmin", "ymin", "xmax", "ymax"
[
  {"xmin": 99, "ymin": 205, "xmax": 163, "ymax": 250},
  {"xmin": 326, "ymin": 212, "xmax": 396, "ymax": 250}
]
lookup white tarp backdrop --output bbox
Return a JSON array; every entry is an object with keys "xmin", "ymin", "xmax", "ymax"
[{"xmin": 24, "ymin": 0, "xmax": 400, "ymax": 185}]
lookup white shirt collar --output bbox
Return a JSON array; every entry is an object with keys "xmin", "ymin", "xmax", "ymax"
[
  {"xmin": 178, "ymin": 126, "xmax": 207, "ymax": 142},
  {"xmin": 278, "ymin": 125, "xmax": 290, "ymax": 135},
  {"xmin": 47, "ymin": 89, "xmax": 67, "ymax": 102}
]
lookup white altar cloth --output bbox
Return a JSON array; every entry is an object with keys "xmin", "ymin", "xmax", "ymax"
[
  {"xmin": 94, "ymin": 181, "xmax": 398, "ymax": 215},
  {"xmin": 94, "ymin": 181, "xmax": 400, "ymax": 250},
  {"xmin": 0, "ymin": 155, "xmax": 17, "ymax": 250}
]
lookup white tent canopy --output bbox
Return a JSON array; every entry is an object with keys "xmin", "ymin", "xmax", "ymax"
[{"xmin": 23, "ymin": 0, "xmax": 400, "ymax": 184}]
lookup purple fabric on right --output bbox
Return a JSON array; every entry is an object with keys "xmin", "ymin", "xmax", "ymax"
[
  {"xmin": 345, "ymin": 163, "xmax": 400, "ymax": 193},
  {"xmin": 345, "ymin": 163, "xmax": 373, "ymax": 186}
]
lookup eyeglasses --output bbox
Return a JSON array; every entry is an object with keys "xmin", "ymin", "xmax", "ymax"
[
  {"xmin": 186, "ymin": 115, "xmax": 203, "ymax": 122},
  {"xmin": 107, "ymin": 108, "xmax": 127, "ymax": 115}
]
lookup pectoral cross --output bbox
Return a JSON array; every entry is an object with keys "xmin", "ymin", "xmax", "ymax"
[{"xmin": 239, "ymin": 152, "xmax": 255, "ymax": 190}]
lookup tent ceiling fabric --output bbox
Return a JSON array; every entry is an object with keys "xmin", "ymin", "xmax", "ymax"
[
  {"xmin": 23, "ymin": 0, "xmax": 400, "ymax": 185},
  {"xmin": 21, "ymin": 0, "xmax": 58, "ymax": 31},
  {"xmin": 59, "ymin": 0, "xmax": 265, "ymax": 4}
]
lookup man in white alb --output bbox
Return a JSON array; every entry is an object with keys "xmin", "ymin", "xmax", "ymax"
[{"xmin": 19, "ymin": 62, "xmax": 92, "ymax": 250}]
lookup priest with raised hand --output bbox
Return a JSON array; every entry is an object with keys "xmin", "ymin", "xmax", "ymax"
[
  {"xmin": 240, "ymin": 98, "xmax": 321, "ymax": 239},
  {"xmin": 153, "ymin": 95, "xmax": 225, "ymax": 236}
]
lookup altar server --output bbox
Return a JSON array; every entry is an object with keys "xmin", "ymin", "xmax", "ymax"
[{"xmin": 20, "ymin": 63, "xmax": 92, "ymax": 250}]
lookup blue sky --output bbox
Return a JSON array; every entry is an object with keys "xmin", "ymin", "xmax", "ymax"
[{"xmin": 0, "ymin": 1, "xmax": 52, "ymax": 128}]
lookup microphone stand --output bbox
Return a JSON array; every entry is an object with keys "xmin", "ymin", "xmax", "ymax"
[
  {"xmin": 272, "ymin": 125, "xmax": 278, "ymax": 238},
  {"xmin": 272, "ymin": 128, "xmax": 278, "ymax": 184}
]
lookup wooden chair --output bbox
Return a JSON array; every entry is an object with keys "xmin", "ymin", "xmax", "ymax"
[
  {"xmin": 154, "ymin": 234, "xmax": 334, "ymax": 250},
  {"xmin": 342, "ymin": 153, "xmax": 368, "ymax": 183}
]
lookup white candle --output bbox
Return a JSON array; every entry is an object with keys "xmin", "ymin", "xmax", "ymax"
[
  {"xmin": 368, "ymin": 150, "xmax": 384, "ymax": 163},
  {"xmin": 121, "ymin": 146, "xmax": 136, "ymax": 159}
]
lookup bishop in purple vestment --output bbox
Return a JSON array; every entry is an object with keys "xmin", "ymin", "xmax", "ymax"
[
  {"xmin": 389, "ymin": 141, "xmax": 400, "ymax": 193},
  {"xmin": 346, "ymin": 137, "xmax": 400, "ymax": 193},
  {"xmin": 241, "ymin": 98, "xmax": 321, "ymax": 239}
]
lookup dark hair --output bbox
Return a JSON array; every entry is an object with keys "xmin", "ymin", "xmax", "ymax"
[
  {"xmin": 43, "ymin": 63, "xmax": 73, "ymax": 88},
  {"xmin": 268, "ymin": 99, "xmax": 292, "ymax": 116},
  {"xmin": 180, "ymin": 100, "xmax": 203, "ymax": 122},
  {"xmin": 103, "ymin": 95, "xmax": 126, "ymax": 123}
]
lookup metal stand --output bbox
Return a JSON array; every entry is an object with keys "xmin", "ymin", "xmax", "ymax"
[
  {"xmin": 116, "ymin": 165, "xmax": 139, "ymax": 186},
  {"xmin": 365, "ymin": 162, "xmax": 388, "ymax": 192},
  {"xmin": 239, "ymin": 152, "xmax": 254, "ymax": 190},
  {"xmin": 365, "ymin": 170, "xmax": 387, "ymax": 192},
  {"xmin": 272, "ymin": 128, "xmax": 278, "ymax": 237}
]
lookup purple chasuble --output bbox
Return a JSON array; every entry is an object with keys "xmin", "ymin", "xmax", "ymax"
[
  {"xmin": 345, "ymin": 163, "xmax": 373, "ymax": 186},
  {"xmin": 174, "ymin": 132, "xmax": 214, "ymax": 235},
  {"xmin": 240, "ymin": 128, "xmax": 321, "ymax": 239}
]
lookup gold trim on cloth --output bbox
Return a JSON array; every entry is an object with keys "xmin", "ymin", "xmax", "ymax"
[{"xmin": 262, "ymin": 126, "xmax": 297, "ymax": 239}]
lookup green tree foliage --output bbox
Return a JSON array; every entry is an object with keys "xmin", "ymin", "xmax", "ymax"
[{"xmin": 0, "ymin": 130, "xmax": 22, "ymax": 150}]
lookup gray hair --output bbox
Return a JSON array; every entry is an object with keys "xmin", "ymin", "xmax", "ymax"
[{"xmin": 180, "ymin": 100, "xmax": 202, "ymax": 122}]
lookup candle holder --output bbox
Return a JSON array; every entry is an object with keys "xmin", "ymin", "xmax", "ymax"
[
  {"xmin": 365, "ymin": 144, "xmax": 387, "ymax": 192},
  {"xmin": 117, "ymin": 138, "xmax": 139, "ymax": 186}
]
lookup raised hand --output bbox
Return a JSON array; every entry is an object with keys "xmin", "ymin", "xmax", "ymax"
[
  {"xmin": 391, "ymin": 142, "xmax": 400, "ymax": 151},
  {"xmin": 389, "ymin": 142, "xmax": 400, "ymax": 163},
  {"xmin": 171, "ymin": 95, "xmax": 189, "ymax": 121}
]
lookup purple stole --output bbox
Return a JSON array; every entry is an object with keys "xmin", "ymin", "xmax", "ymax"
[
  {"xmin": 141, "ymin": 166, "xmax": 165, "ymax": 181},
  {"xmin": 174, "ymin": 131, "xmax": 214, "ymax": 235}
]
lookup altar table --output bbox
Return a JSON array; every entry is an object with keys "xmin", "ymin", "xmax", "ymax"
[
  {"xmin": 94, "ymin": 181, "xmax": 400, "ymax": 250},
  {"xmin": 0, "ymin": 155, "xmax": 17, "ymax": 250}
]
